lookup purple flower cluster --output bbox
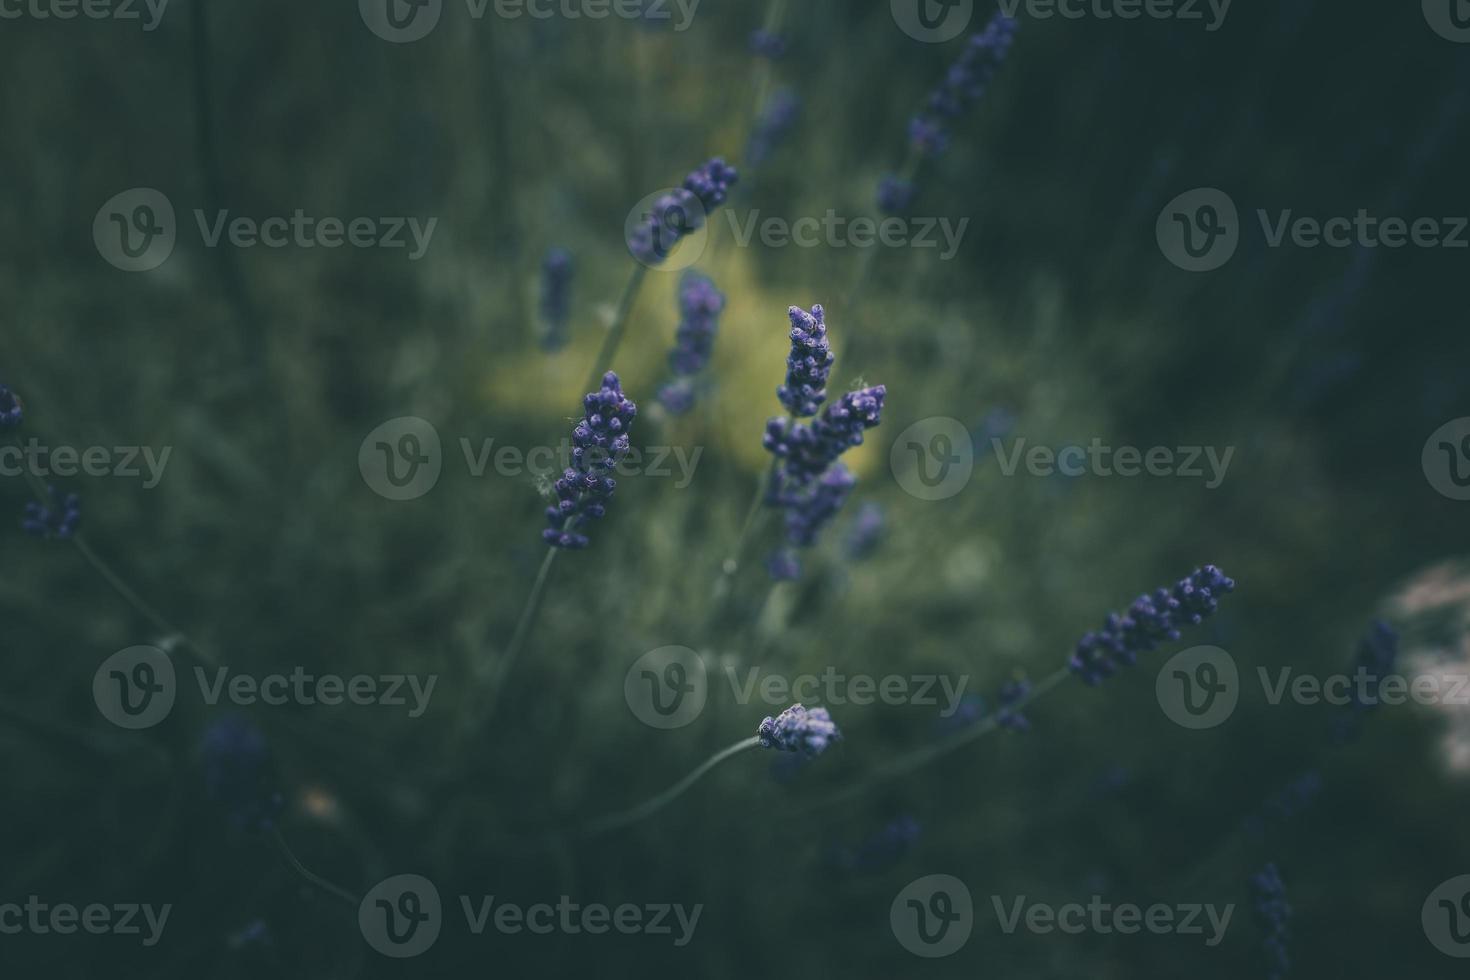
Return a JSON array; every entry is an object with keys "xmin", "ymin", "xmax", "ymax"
[
  {"xmin": 910, "ymin": 14, "xmax": 1019, "ymax": 157},
  {"xmin": 543, "ymin": 372, "xmax": 637, "ymax": 550},
  {"xmin": 1331, "ymin": 620, "xmax": 1399, "ymax": 742},
  {"xmin": 538, "ymin": 247, "xmax": 575, "ymax": 351},
  {"xmin": 748, "ymin": 28, "xmax": 787, "ymax": 59},
  {"xmin": 775, "ymin": 305, "xmax": 835, "ymax": 417},
  {"xmin": 1068, "ymin": 565, "xmax": 1236, "ymax": 685},
  {"xmin": 627, "ymin": 158, "xmax": 738, "ymax": 266},
  {"xmin": 22, "ymin": 484, "xmax": 80, "ymax": 540},
  {"xmin": 747, "ymin": 88, "xmax": 801, "ymax": 167},
  {"xmin": 765, "ymin": 386, "xmax": 887, "ymax": 491},
  {"xmin": 845, "ymin": 500, "xmax": 885, "ymax": 559},
  {"xmin": 757, "ymin": 703, "xmax": 841, "ymax": 757},
  {"xmin": 656, "ymin": 271, "xmax": 725, "ymax": 415},
  {"xmin": 829, "ymin": 815, "xmax": 921, "ymax": 873},
  {"xmin": 201, "ymin": 715, "xmax": 285, "ymax": 833},
  {"xmin": 1250, "ymin": 863, "xmax": 1291, "ymax": 980},
  {"xmin": 877, "ymin": 175, "xmax": 916, "ymax": 215},
  {"xmin": 0, "ymin": 384, "xmax": 22, "ymax": 428},
  {"xmin": 997, "ymin": 678, "xmax": 1032, "ymax": 732}
]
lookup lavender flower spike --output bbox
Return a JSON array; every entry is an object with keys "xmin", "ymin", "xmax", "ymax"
[
  {"xmin": 656, "ymin": 270, "xmax": 726, "ymax": 415},
  {"xmin": 766, "ymin": 385, "xmax": 888, "ymax": 492},
  {"xmin": 1250, "ymin": 863, "xmax": 1291, "ymax": 980},
  {"xmin": 22, "ymin": 484, "xmax": 80, "ymax": 540},
  {"xmin": 747, "ymin": 88, "xmax": 800, "ymax": 167},
  {"xmin": 543, "ymin": 372, "xmax": 637, "ymax": 549},
  {"xmin": 538, "ymin": 247, "xmax": 574, "ymax": 351},
  {"xmin": 910, "ymin": 13, "xmax": 1019, "ymax": 157},
  {"xmin": 0, "ymin": 384, "xmax": 22, "ymax": 428},
  {"xmin": 1068, "ymin": 565, "xmax": 1236, "ymax": 685},
  {"xmin": 627, "ymin": 158, "xmax": 739, "ymax": 267},
  {"xmin": 201, "ymin": 715, "xmax": 285, "ymax": 833},
  {"xmin": 782, "ymin": 462, "xmax": 856, "ymax": 547},
  {"xmin": 758, "ymin": 703, "xmax": 841, "ymax": 757},
  {"xmin": 775, "ymin": 304, "xmax": 835, "ymax": 417}
]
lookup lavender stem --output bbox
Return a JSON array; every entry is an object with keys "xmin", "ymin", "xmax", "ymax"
[
  {"xmin": 582, "ymin": 263, "xmax": 648, "ymax": 396},
  {"xmin": 481, "ymin": 543, "xmax": 561, "ymax": 726},
  {"xmin": 580, "ymin": 736, "xmax": 761, "ymax": 837}
]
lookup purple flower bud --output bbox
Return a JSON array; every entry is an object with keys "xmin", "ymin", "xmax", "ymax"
[
  {"xmin": 766, "ymin": 386, "xmax": 887, "ymax": 493},
  {"xmin": 627, "ymin": 159, "xmax": 739, "ymax": 266},
  {"xmin": 0, "ymin": 384, "xmax": 22, "ymax": 429},
  {"xmin": 544, "ymin": 372, "xmax": 637, "ymax": 549},
  {"xmin": 780, "ymin": 463, "xmax": 856, "ymax": 548},
  {"xmin": 1250, "ymin": 863, "xmax": 1291, "ymax": 980},
  {"xmin": 776, "ymin": 304, "xmax": 835, "ymax": 417},
  {"xmin": 538, "ymin": 247, "xmax": 575, "ymax": 351},
  {"xmin": 877, "ymin": 175, "xmax": 916, "ymax": 215},
  {"xmin": 757, "ymin": 703, "xmax": 841, "ymax": 757},
  {"xmin": 201, "ymin": 715, "xmax": 284, "ymax": 834},
  {"xmin": 908, "ymin": 14, "xmax": 1019, "ymax": 159},
  {"xmin": 656, "ymin": 271, "xmax": 725, "ymax": 415},
  {"xmin": 748, "ymin": 88, "xmax": 801, "ymax": 167},
  {"xmin": 766, "ymin": 549, "xmax": 802, "ymax": 581},
  {"xmin": 22, "ymin": 484, "xmax": 80, "ymax": 540},
  {"xmin": 1068, "ymin": 565, "xmax": 1236, "ymax": 685},
  {"xmin": 748, "ymin": 28, "xmax": 787, "ymax": 59},
  {"xmin": 845, "ymin": 501, "xmax": 886, "ymax": 559},
  {"xmin": 997, "ymin": 678, "xmax": 1032, "ymax": 732}
]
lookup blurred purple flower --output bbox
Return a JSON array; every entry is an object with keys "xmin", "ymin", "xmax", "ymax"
[
  {"xmin": 748, "ymin": 88, "xmax": 801, "ymax": 167},
  {"xmin": 1250, "ymin": 863, "xmax": 1291, "ymax": 980},
  {"xmin": 22, "ymin": 484, "xmax": 80, "ymax": 540},
  {"xmin": 748, "ymin": 28, "xmax": 787, "ymax": 59},
  {"xmin": 845, "ymin": 501, "xmax": 885, "ymax": 559},
  {"xmin": 0, "ymin": 384, "xmax": 22, "ymax": 428},
  {"xmin": 538, "ymin": 247, "xmax": 575, "ymax": 351},
  {"xmin": 656, "ymin": 271, "xmax": 725, "ymax": 415},
  {"xmin": 877, "ymin": 175, "xmax": 916, "ymax": 214},
  {"xmin": 627, "ymin": 159, "xmax": 738, "ymax": 266},
  {"xmin": 1068, "ymin": 565, "xmax": 1236, "ymax": 685},
  {"xmin": 202, "ymin": 715, "xmax": 285, "ymax": 834},
  {"xmin": 910, "ymin": 14, "xmax": 1019, "ymax": 158}
]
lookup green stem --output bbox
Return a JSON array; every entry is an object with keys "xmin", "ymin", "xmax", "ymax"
[
  {"xmin": 480, "ymin": 544, "xmax": 561, "ymax": 726},
  {"xmin": 271, "ymin": 829, "xmax": 360, "ymax": 908},
  {"xmin": 71, "ymin": 535, "xmax": 215, "ymax": 667},
  {"xmin": 805, "ymin": 666, "xmax": 1074, "ymax": 813},
  {"xmin": 580, "ymin": 736, "xmax": 761, "ymax": 837},
  {"xmin": 713, "ymin": 460, "xmax": 776, "ymax": 597},
  {"xmin": 583, "ymin": 264, "xmax": 649, "ymax": 396}
]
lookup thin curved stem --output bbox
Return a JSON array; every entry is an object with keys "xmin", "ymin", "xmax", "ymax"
[
  {"xmin": 71, "ymin": 535, "xmax": 216, "ymax": 667},
  {"xmin": 271, "ymin": 829, "xmax": 360, "ymax": 908},
  {"xmin": 712, "ymin": 459, "xmax": 776, "ymax": 600},
  {"xmin": 583, "ymin": 264, "xmax": 649, "ymax": 396},
  {"xmin": 804, "ymin": 667, "xmax": 1074, "ymax": 814},
  {"xmin": 580, "ymin": 736, "xmax": 761, "ymax": 837},
  {"xmin": 479, "ymin": 544, "xmax": 561, "ymax": 727}
]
